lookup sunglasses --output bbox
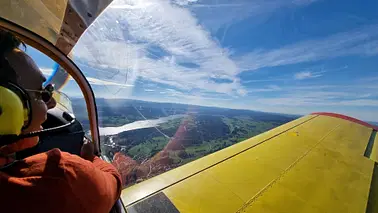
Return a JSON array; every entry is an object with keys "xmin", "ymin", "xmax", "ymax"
[{"xmin": 25, "ymin": 84, "xmax": 55, "ymax": 103}]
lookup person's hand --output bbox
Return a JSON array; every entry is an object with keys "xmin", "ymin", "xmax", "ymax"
[{"xmin": 81, "ymin": 137, "xmax": 95, "ymax": 161}]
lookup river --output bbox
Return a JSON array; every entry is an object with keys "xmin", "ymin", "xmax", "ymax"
[{"xmin": 99, "ymin": 114, "xmax": 186, "ymax": 136}]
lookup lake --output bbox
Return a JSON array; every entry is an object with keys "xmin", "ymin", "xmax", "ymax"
[{"xmin": 99, "ymin": 114, "xmax": 186, "ymax": 136}]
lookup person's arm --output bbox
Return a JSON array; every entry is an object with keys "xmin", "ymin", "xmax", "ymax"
[
  {"xmin": 62, "ymin": 139, "xmax": 122, "ymax": 213},
  {"xmin": 92, "ymin": 155, "xmax": 122, "ymax": 199},
  {"xmin": 81, "ymin": 138, "xmax": 122, "ymax": 185}
]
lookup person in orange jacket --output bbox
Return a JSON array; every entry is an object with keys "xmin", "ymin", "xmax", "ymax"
[{"xmin": 0, "ymin": 29, "xmax": 122, "ymax": 213}]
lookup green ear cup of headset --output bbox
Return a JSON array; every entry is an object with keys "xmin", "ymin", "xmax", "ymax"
[{"xmin": 0, "ymin": 86, "xmax": 25, "ymax": 136}]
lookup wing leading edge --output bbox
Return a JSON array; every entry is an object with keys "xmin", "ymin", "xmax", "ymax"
[{"xmin": 121, "ymin": 113, "xmax": 378, "ymax": 213}]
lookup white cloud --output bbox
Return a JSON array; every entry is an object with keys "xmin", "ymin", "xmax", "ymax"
[
  {"xmin": 237, "ymin": 88, "xmax": 248, "ymax": 96},
  {"xmin": 144, "ymin": 89, "xmax": 155, "ymax": 92},
  {"xmin": 359, "ymin": 93, "xmax": 372, "ymax": 98},
  {"xmin": 116, "ymin": 0, "xmax": 239, "ymax": 76},
  {"xmin": 256, "ymin": 97, "xmax": 314, "ymax": 106},
  {"xmin": 256, "ymin": 91, "xmax": 378, "ymax": 107},
  {"xmin": 294, "ymin": 72, "xmax": 312, "ymax": 80},
  {"xmin": 73, "ymin": 0, "xmax": 244, "ymax": 97},
  {"xmin": 293, "ymin": 91, "xmax": 352, "ymax": 99},
  {"xmin": 253, "ymin": 83, "xmax": 378, "ymax": 111},
  {"xmin": 72, "ymin": 0, "xmax": 324, "ymax": 97},
  {"xmin": 285, "ymin": 85, "xmax": 341, "ymax": 90},
  {"xmin": 70, "ymin": 0, "xmax": 326, "ymax": 99},
  {"xmin": 173, "ymin": 0, "xmax": 198, "ymax": 6},
  {"xmin": 243, "ymin": 77, "xmax": 288, "ymax": 83},
  {"xmin": 249, "ymin": 103, "xmax": 378, "ymax": 122},
  {"xmin": 251, "ymin": 96, "xmax": 378, "ymax": 121},
  {"xmin": 249, "ymin": 85, "xmax": 282, "ymax": 92},
  {"xmin": 339, "ymin": 99, "xmax": 378, "ymax": 107},
  {"xmin": 67, "ymin": 0, "xmax": 377, "ymax": 122},
  {"xmin": 294, "ymin": 71, "xmax": 323, "ymax": 80},
  {"xmin": 237, "ymin": 25, "xmax": 378, "ymax": 71},
  {"xmin": 244, "ymin": 66, "xmax": 346, "ymax": 83},
  {"xmin": 267, "ymin": 85, "xmax": 281, "ymax": 91},
  {"xmin": 359, "ymin": 76, "xmax": 378, "ymax": 82}
]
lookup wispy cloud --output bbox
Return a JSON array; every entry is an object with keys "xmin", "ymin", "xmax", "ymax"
[
  {"xmin": 255, "ymin": 87, "xmax": 375, "ymax": 107},
  {"xmin": 243, "ymin": 77, "xmax": 288, "ymax": 83},
  {"xmin": 359, "ymin": 76, "xmax": 378, "ymax": 82},
  {"xmin": 339, "ymin": 99, "xmax": 378, "ymax": 107},
  {"xmin": 251, "ymin": 81, "xmax": 378, "ymax": 113},
  {"xmin": 173, "ymin": 0, "xmax": 198, "ymax": 6},
  {"xmin": 294, "ymin": 71, "xmax": 323, "ymax": 80},
  {"xmin": 67, "ymin": 0, "xmax": 377, "ymax": 122},
  {"xmin": 256, "ymin": 97, "xmax": 378, "ymax": 110},
  {"xmin": 144, "ymin": 89, "xmax": 155, "ymax": 92},
  {"xmin": 249, "ymin": 103, "xmax": 378, "ymax": 122},
  {"xmin": 249, "ymin": 85, "xmax": 281, "ymax": 92},
  {"xmin": 244, "ymin": 66, "xmax": 347, "ymax": 83},
  {"xmin": 71, "ymin": 0, "xmax": 324, "ymax": 98},
  {"xmin": 237, "ymin": 25, "xmax": 378, "ymax": 72},
  {"xmin": 74, "ymin": 0, "xmax": 245, "ymax": 97},
  {"xmin": 359, "ymin": 93, "xmax": 372, "ymax": 98},
  {"xmin": 284, "ymin": 85, "xmax": 342, "ymax": 90}
]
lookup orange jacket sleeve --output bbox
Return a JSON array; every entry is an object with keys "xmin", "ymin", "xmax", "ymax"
[
  {"xmin": 1, "ymin": 148, "xmax": 122, "ymax": 213},
  {"xmin": 59, "ymin": 150, "xmax": 122, "ymax": 213}
]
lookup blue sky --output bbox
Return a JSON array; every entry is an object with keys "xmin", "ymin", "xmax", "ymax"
[{"xmin": 29, "ymin": 0, "xmax": 378, "ymax": 122}]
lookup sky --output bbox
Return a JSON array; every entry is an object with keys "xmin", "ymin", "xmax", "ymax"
[{"xmin": 29, "ymin": 0, "xmax": 378, "ymax": 122}]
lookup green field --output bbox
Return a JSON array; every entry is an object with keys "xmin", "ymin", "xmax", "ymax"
[{"xmin": 121, "ymin": 114, "xmax": 282, "ymax": 166}]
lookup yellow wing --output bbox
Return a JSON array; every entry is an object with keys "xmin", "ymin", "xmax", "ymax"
[{"xmin": 121, "ymin": 113, "xmax": 378, "ymax": 213}]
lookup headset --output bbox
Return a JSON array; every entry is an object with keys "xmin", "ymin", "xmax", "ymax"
[
  {"xmin": 0, "ymin": 56, "xmax": 32, "ymax": 138},
  {"xmin": 0, "ymin": 55, "xmax": 77, "ymax": 148}
]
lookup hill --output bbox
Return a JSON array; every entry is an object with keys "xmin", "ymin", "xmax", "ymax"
[{"xmin": 72, "ymin": 98, "xmax": 296, "ymax": 186}]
